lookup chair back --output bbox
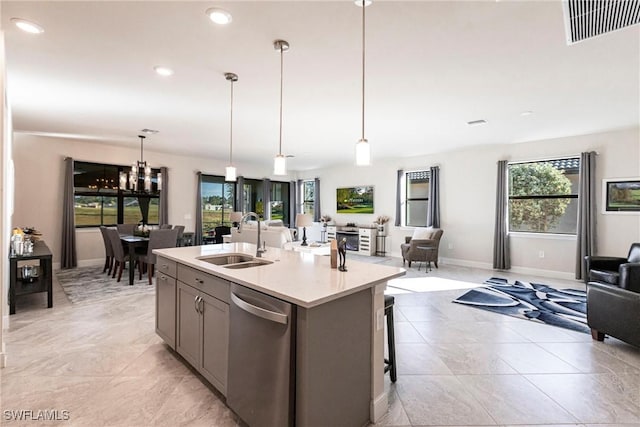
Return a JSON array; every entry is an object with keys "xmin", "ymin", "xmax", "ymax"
[
  {"xmin": 214, "ymin": 226, "xmax": 231, "ymax": 244},
  {"xmin": 628, "ymin": 243, "xmax": 640, "ymax": 263},
  {"xmin": 174, "ymin": 225, "xmax": 185, "ymax": 245},
  {"xmin": 160, "ymin": 224, "xmax": 173, "ymax": 230},
  {"xmin": 107, "ymin": 228, "xmax": 126, "ymax": 261},
  {"xmin": 100, "ymin": 226, "xmax": 114, "ymax": 257},
  {"xmin": 116, "ymin": 223, "xmax": 135, "ymax": 235},
  {"xmin": 145, "ymin": 229, "xmax": 179, "ymax": 264}
]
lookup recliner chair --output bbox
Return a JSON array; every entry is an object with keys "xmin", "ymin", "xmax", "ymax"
[{"xmin": 584, "ymin": 243, "xmax": 640, "ymax": 288}]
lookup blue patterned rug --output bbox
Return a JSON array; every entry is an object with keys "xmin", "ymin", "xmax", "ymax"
[{"xmin": 453, "ymin": 277, "xmax": 589, "ymax": 334}]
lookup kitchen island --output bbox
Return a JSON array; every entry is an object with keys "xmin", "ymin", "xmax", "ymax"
[{"xmin": 154, "ymin": 242, "xmax": 405, "ymax": 427}]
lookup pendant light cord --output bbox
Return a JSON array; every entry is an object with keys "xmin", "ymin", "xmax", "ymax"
[
  {"xmin": 361, "ymin": 1, "xmax": 366, "ymax": 140},
  {"xmin": 279, "ymin": 44, "xmax": 284, "ymax": 156},
  {"xmin": 229, "ymin": 78, "xmax": 234, "ymax": 165}
]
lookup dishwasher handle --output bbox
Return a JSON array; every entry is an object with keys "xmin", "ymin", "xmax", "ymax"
[{"xmin": 231, "ymin": 292, "xmax": 288, "ymax": 325}]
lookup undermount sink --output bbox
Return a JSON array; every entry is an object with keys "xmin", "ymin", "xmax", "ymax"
[
  {"xmin": 198, "ymin": 254, "xmax": 255, "ymax": 265},
  {"xmin": 223, "ymin": 259, "xmax": 273, "ymax": 269},
  {"xmin": 197, "ymin": 253, "xmax": 273, "ymax": 269}
]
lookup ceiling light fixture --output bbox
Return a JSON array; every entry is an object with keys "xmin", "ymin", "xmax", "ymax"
[
  {"xmin": 225, "ymin": 72, "xmax": 238, "ymax": 182},
  {"xmin": 206, "ymin": 8, "xmax": 232, "ymax": 25},
  {"xmin": 355, "ymin": 0, "xmax": 371, "ymax": 166},
  {"xmin": 273, "ymin": 39, "xmax": 290, "ymax": 176},
  {"xmin": 11, "ymin": 18, "xmax": 44, "ymax": 34},
  {"xmin": 153, "ymin": 66, "xmax": 174, "ymax": 77},
  {"xmin": 119, "ymin": 135, "xmax": 162, "ymax": 193}
]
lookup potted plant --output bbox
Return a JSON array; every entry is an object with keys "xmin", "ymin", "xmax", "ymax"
[
  {"xmin": 373, "ymin": 215, "xmax": 390, "ymax": 236},
  {"xmin": 320, "ymin": 214, "xmax": 332, "ymax": 228}
]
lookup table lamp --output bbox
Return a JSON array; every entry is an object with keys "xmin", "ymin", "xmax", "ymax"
[{"xmin": 296, "ymin": 213, "xmax": 313, "ymax": 246}]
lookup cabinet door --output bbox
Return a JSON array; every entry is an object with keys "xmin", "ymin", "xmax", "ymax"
[
  {"xmin": 200, "ymin": 292, "xmax": 229, "ymax": 396},
  {"xmin": 156, "ymin": 273, "xmax": 176, "ymax": 348},
  {"xmin": 176, "ymin": 281, "xmax": 200, "ymax": 368}
]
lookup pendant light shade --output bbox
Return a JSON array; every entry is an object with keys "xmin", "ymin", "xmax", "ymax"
[
  {"xmin": 273, "ymin": 39, "xmax": 290, "ymax": 176},
  {"xmin": 225, "ymin": 72, "xmax": 238, "ymax": 182},
  {"xmin": 355, "ymin": 0, "xmax": 371, "ymax": 166}
]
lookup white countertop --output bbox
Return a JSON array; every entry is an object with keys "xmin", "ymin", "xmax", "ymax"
[{"xmin": 154, "ymin": 243, "xmax": 405, "ymax": 308}]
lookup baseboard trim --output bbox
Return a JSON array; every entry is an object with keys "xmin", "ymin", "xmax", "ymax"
[
  {"xmin": 439, "ymin": 257, "xmax": 578, "ymax": 281},
  {"xmin": 370, "ymin": 391, "xmax": 388, "ymax": 423}
]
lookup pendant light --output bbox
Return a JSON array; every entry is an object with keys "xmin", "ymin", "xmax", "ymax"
[
  {"xmin": 273, "ymin": 39, "xmax": 290, "ymax": 176},
  {"xmin": 225, "ymin": 72, "xmax": 238, "ymax": 182},
  {"xmin": 355, "ymin": 0, "xmax": 371, "ymax": 166}
]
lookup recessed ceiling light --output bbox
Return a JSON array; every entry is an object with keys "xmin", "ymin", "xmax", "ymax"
[
  {"xmin": 520, "ymin": 110, "xmax": 534, "ymax": 116},
  {"xmin": 467, "ymin": 119, "xmax": 488, "ymax": 126},
  {"xmin": 11, "ymin": 18, "xmax": 44, "ymax": 34},
  {"xmin": 354, "ymin": 0, "xmax": 373, "ymax": 6},
  {"xmin": 153, "ymin": 66, "xmax": 174, "ymax": 77},
  {"xmin": 140, "ymin": 129, "xmax": 159, "ymax": 135},
  {"xmin": 206, "ymin": 8, "xmax": 232, "ymax": 25}
]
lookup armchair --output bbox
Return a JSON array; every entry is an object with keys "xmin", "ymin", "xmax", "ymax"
[
  {"xmin": 585, "ymin": 243, "xmax": 640, "ymax": 290},
  {"xmin": 587, "ymin": 281, "xmax": 640, "ymax": 347},
  {"xmin": 401, "ymin": 228, "xmax": 443, "ymax": 268}
]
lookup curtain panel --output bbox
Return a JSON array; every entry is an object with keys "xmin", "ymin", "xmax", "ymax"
[
  {"xmin": 236, "ymin": 176, "xmax": 245, "ymax": 213},
  {"xmin": 575, "ymin": 151, "xmax": 597, "ymax": 280},
  {"xmin": 427, "ymin": 166, "xmax": 440, "ymax": 228},
  {"xmin": 61, "ymin": 157, "xmax": 77, "ymax": 269},
  {"xmin": 262, "ymin": 178, "xmax": 271, "ymax": 220},
  {"xmin": 159, "ymin": 166, "xmax": 169, "ymax": 226},
  {"xmin": 395, "ymin": 169, "xmax": 403, "ymax": 227},
  {"xmin": 195, "ymin": 172, "xmax": 203, "ymax": 246},
  {"xmin": 313, "ymin": 178, "xmax": 321, "ymax": 222},
  {"xmin": 493, "ymin": 160, "xmax": 510, "ymax": 270},
  {"xmin": 289, "ymin": 181, "xmax": 298, "ymax": 228}
]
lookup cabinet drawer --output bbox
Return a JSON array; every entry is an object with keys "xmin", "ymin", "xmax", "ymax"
[
  {"xmin": 156, "ymin": 256, "xmax": 177, "ymax": 278},
  {"xmin": 178, "ymin": 265, "xmax": 230, "ymax": 303}
]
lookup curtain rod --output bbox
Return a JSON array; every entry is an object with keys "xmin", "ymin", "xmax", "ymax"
[{"xmin": 507, "ymin": 152, "xmax": 598, "ymax": 165}]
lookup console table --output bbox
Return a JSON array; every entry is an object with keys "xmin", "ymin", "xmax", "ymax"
[{"xmin": 9, "ymin": 240, "xmax": 53, "ymax": 314}]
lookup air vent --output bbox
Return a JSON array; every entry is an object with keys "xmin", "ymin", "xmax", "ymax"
[
  {"xmin": 563, "ymin": 0, "xmax": 640, "ymax": 44},
  {"xmin": 140, "ymin": 129, "xmax": 159, "ymax": 134},
  {"xmin": 467, "ymin": 119, "xmax": 488, "ymax": 126}
]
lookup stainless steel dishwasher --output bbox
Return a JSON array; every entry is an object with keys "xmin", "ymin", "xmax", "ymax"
[{"xmin": 227, "ymin": 284, "xmax": 295, "ymax": 427}]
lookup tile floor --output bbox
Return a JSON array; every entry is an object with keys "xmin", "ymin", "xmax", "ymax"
[{"xmin": 2, "ymin": 257, "xmax": 640, "ymax": 426}]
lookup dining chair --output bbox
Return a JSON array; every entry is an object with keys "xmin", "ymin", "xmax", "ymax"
[
  {"xmin": 174, "ymin": 225, "xmax": 185, "ymax": 246},
  {"xmin": 160, "ymin": 224, "xmax": 173, "ymax": 229},
  {"xmin": 106, "ymin": 228, "xmax": 130, "ymax": 282},
  {"xmin": 138, "ymin": 229, "xmax": 179, "ymax": 285},
  {"xmin": 116, "ymin": 223, "xmax": 136, "ymax": 235},
  {"xmin": 99, "ymin": 226, "xmax": 115, "ymax": 275}
]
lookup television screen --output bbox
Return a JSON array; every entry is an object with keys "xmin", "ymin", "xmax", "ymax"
[{"xmin": 336, "ymin": 186, "xmax": 374, "ymax": 214}]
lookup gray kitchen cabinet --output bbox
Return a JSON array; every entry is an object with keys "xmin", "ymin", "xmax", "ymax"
[
  {"xmin": 175, "ymin": 278, "xmax": 229, "ymax": 395},
  {"xmin": 155, "ymin": 256, "xmax": 177, "ymax": 349}
]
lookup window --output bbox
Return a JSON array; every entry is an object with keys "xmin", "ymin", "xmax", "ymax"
[
  {"xmin": 201, "ymin": 175, "xmax": 236, "ymax": 235},
  {"xmin": 270, "ymin": 181, "xmax": 290, "ymax": 225},
  {"xmin": 73, "ymin": 161, "xmax": 159, "ymax": 227},
  {"xmin": 508, "ymin": 158, "xmax": 580, "ymax": 234},
  {"xmin": 405, "ymin": 170, "xmax": 430, "ymax": 227},
  {"xmin": 302, "ymin": 180, "xmax": 315, "ymax": 218}
]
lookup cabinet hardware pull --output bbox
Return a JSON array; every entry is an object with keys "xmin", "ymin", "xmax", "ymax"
[
  {"xmin": 231, "ymin": 292, "xmax": 288, "ymax": 324},
  {"xmin": 198, "ymin": 297, "xmax": 204, "ymax": 314},
  {"xmin": 194, "ymin": 296, "xmax": 199, "ymax": 313}
]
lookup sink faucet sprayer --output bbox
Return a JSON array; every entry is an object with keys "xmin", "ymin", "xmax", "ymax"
[{"xmin": 238, "ymin": 212, "xmax": 266, "ymax": 258}]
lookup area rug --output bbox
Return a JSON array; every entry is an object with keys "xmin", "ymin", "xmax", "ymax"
[
  {"xmin": 453, "ymin": 277, "xmax": 589, "ymax": 334},
  {"xmin": 56, "ymin": 266, "xmax": 154, "ymax": 304}
]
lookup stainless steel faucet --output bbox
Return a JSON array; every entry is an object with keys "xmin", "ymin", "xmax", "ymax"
[{"xmin": 238, "ymin": 212, "xmax": 266, "ymax": 257}]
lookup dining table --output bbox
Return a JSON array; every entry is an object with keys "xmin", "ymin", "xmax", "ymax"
[{"xmin": 120, "ymin": 235, "xmax": 149, "ymax": 286}]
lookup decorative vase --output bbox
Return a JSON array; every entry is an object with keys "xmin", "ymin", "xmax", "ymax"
[{"xmin": 377, "ymin": 224, "xmax": 387, "ymax": 236}]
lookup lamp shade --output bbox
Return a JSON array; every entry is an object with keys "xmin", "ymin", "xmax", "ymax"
[
  {"xmin": 274, "ymin": 154, "xmax": 286, "ymax": 176},
  {"xmin": 355, "ymin": 138, "xmax": 370, "ymax": 166},
  {"xmin": 230, "ymin": 211, "xmax": 243, "ymax": 223},
  {"xmin": 225, "ymin": 166, "xmax": 237, "ymax": 182},
  {"xmin": 296, "ymin": 213, "xmax": 313, "ymax": 227}
]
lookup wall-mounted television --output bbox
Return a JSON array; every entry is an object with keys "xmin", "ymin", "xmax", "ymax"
[{"xmin": 336, "ymin": 186, "xmax": 374, "ymax": 214}]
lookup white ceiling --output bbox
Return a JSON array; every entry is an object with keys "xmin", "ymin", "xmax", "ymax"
[{"xmin": 2, "ymin": 1, "xmax": 639, "ymax": 171}]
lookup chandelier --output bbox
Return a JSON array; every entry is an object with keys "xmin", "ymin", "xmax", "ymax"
[{"xmin": 119, "ymin": 135, "xmax": 162, "ymax": 193}]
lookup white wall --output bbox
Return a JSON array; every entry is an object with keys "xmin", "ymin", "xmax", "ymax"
[
  {"xmin": 299, "ymin": 127, "xmax": 640, "ymax": 279},
  {"xmin": 1, "ymin": 26, "xmax": 9, "ymax": 366},
  {"xmin": 11, "ymin": 133, "xmax": 290, "ymax": 267}
]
